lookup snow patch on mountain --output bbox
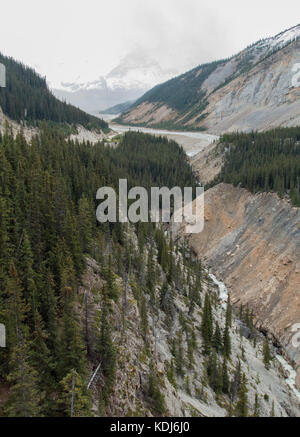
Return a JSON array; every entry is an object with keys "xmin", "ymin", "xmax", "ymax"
[
  {"xmin": 252, "ymin": 24, "xmax": 300, "ymax": 58},
  {"xmin": 267, "ymin": 24, "xmax": 300, "ymax": 51}
]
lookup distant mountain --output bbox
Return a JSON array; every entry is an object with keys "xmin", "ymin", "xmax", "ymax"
[
  {"xmin": 52, "ymin": 50, "xmax": 178, "ymax": 114},
  {"xmin": 118, "ymin": 24, "xmax": 300, "ymax": 133},
  {"xmin": 0, "ymin": 53, "xmax": 108, "ymax": 131},
  {"xmin": 101, "ymin": 100, "xmax": 134, "ymax": 115}
]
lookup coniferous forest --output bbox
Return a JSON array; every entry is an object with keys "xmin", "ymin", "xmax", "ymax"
[
  {"xmin": 0, "ymin": 125, "xmax": 272, "ymax": 417},
  {"xmin": 1, "ymin": 9, "xmax": 300, "ymax": 419},
  {"xmin": 214, "ymin": 128, "xmax": 300, "ymax": 206},
  {"xmin": 0, "ymin": 127, "xmax": 202, "ymax": 416},
  {"xmin": 0, "ymin": 53, "xmax": 108, "ymax": 131},
  {"xmin": 0, "ymin": 53, "xmax": 298, "ymax": 418}
]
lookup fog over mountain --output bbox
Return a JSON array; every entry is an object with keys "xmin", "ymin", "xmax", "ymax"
[
  {"xmin": 52, "ymin": 49, "xmax": 179, "ymax": 114},
  {"xmin": 1, "ymin": 1, "xmax": 299, "ymax": 114}
]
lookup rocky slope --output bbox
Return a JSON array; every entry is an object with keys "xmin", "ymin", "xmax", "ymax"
[
  {"xmin": 189, "ymin": 141, "xmax": 223, "ymax": 185},
  {"xmin": 118, "ymin": 25, "xmax": 300, "ymax": 133},
  {"xmin": 80, "ymin": 233, "xmax": 300, "ymax": 417},
  {"xmin": 0, "ymin": 107, "xmax": 107, "ymax": 144},
  {"xmin": 173, "ymin": 183, "xmax": 300, "ymax": 391},
  {"xmin": 0, "ymin": 107, "xmax": 38, "ymax": 141}
]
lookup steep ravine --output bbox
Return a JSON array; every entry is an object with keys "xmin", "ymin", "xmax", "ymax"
[
  {"xmin": 173, "ymin": 183, "xmax": 300, "ymax": 389},
  {"xmin": 82, "ymin": 247, "xmax": 300, "ymax": 417},
  {"xmin": 209, "ymin": 272, "xmax": 300, "ymax": 402}
]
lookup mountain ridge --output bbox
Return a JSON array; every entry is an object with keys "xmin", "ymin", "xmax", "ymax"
[
  {"xmin": 0, "ymin": 52, "xmax": 108, "ymax": 132},
  {"xmin": 118, "ymin": 24, "xmax": 300, "ymax": 133},
  {"xmin": 52, "ymin": 51, "xmax": 178, "ymax": 114}
]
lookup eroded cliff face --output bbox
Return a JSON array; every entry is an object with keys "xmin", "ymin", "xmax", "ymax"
[
  {"xmin": 175, "ymin": 183, "xmax": 300, "ymax": 385},
  {"xmin": 189, "ymin": 141, "xmax": 223, "ymax": 185},
  {"xmin": 197, "ymin": 42, "xmax": 300, "ymax": 133}
]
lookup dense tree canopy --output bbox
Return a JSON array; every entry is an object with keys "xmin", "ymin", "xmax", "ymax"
[
  {"xmin": 0, "ymin": 128, "xmax": 200, "ymax": 416},
  {"xmin": 215, "ymin": 128, "xmax": 300, "ymax": 206}
]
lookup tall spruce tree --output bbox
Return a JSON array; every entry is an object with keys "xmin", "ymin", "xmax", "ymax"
[
  {"xmin": 4, "ymin": 263, "xmax": 41, "ymax": 417},
  {"xmin": 201, "ymin": 293, "xmax": 213, "ymax": 355},
  {"xmin": 96, "ymin": 289, "xmax": 116, "ymax": 403},
  {"xmin": 263, "ymin": 339, "xmax": 272, "ymax": 370},
  {"xmin": 234, "ymin": 373, "xmax": 248, "ymax": 417},
  {"xmin": 223, "ymin": 316, "xmax": 231, "ymax": 358},
  {"xmin": 60, "ymin": 369, "xmax": 92, "ymax": 417}
]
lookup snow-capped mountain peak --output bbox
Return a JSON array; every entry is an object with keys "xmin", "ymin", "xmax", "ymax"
[
  {"xmin": 105, "ymin": 50, "xmax": 177, "ymax": 91},
  {"xmin": 54, "ymin": 50, "xmax": 177, "ymax": 94},
  {"xmin": 51, "ymin": 50, "xmax": 178, "ymax": 113}
]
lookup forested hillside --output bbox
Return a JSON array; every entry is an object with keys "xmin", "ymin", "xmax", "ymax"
[
  {"xmin": 0, "ymin": 53, "xmax": 108, "ymax": 131},
  {"xmin": 102, "ymin": 100, "xmax": 134, "ymax": 115},
  {"xmin": 0, "ymin": 128, "xmax": 196, "ymax": 416},
  {"xmin": 213, "ymin": 127, "xmax": 300, "ymax": 206},
  {"xmin": 0, "ymin": 127, "xmax": 295, "ymax": 416},
  {"xmin": 134, "ymin": 60, "xmax": 223, "ymax": 113},
  {"xmin": 108, "ymin": 132, "xmax": 197, "ymax": 190}
]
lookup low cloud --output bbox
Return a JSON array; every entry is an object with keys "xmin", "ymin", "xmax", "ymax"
[{"xmin": 0, "ymin": 0, "xmax": 299, "ymax": 86}]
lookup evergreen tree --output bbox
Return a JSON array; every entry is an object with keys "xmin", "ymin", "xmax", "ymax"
[
  {"xmin": 270, "ymin": 400, "xmax": 275, "ymax": 417},
  {"xmin": 225, "ymin": 294, "xmax": 232, "ymax": 328},
  {"xmin": 146, "ymin": 243, "xmax": 156, "ymax": 302},
  {"xmin": 223, "ymin": 316, "xmax": 231, "ymax": 358},
  {"xmin": 230, "ymin": 360, "xmax": 241, "ymax": 402},
  {"xmin": 263, "ymin": 339, "xmax": 272, "ymax": 370},
  {"xmin": 57, "ymin": 285, "xmax": 87, "ymax": 380},
  {"xmin": 174, "ymin": 333, "xmax": 185, "ymax": 377},
  {"xmin": 188, "ymin": 281, "xmax": 200, "ymax": 315},
  {"xmin": 17, "ymin": 231, "xmax": 38, "ymax": 325},
  {"xmin": 234, "ymin": 373, "xmax": 248, "ymax": 417},
  {"xmin": 253, "ymin": 393, "xmax": 260, "ymax": 417},
  {"xmin": 5, "ymin": 341, "xmax": 42, "ymax": 417},
  {"xmin": 31, "ymin": 311, "xmax": 54, "ymax": 395},
  {"xmin": 78, "ymin": 196, "xmax": 93, "ymax": 252},
  {"xmin": 4, "ymin": 263, "xmax": 41, "ymax": 417},
  {"xmin": 103, "ymin": 255, "xmax": 119, "ymax": 302},
  {"xmin": 201, "ymin": 293, "xmax": 213, "ymax": 355},
  {"xmin": 0, "ymin": 52, "xmax": 108, "ymax": 130},
  {"xmin": 139, "ymin": 292, "xmax": 148, "ymax": 342},
  {"xmin": 207, "ymin": 349, "xmax": 219, "ymax": 393},
  {"xmin": 96, "ymin": 290, "xmax": 116, "ymax": 403},
  {"xmin": 60, "ymin": 369, "xmax": 92, "ymax": 417},
  {"xmin": 148, "ymin": 361, "xmax": 166, "ymax": 415},
  {"xmin": 212, "ymin": 321, "xmax": 222, "ymax": 353},
  {"xmin": 222, "ymin": 358, "xmax": 230, "ymax": 394},
  {"xmin": 166, "ymin": 359, "xmax": 177, "ymax": 389}
]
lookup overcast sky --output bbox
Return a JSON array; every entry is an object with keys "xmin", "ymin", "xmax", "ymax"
[{"xmin": 1, "ymin": 0, "xmax": 300, "ymax": 87}]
